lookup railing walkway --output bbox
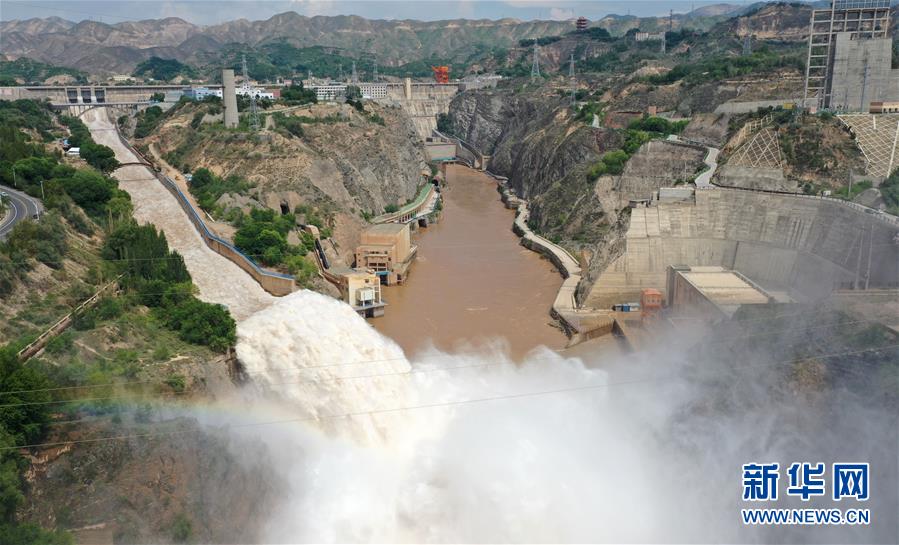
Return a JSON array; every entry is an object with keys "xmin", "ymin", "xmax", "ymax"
[{"xmin": 372, "ymin": 184, "xmax": 437, "ymax": 224}]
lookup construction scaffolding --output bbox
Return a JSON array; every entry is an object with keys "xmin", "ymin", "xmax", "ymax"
[{"xmin": 803, "ymin": 0, "xmax": 892, "ymax": 111}]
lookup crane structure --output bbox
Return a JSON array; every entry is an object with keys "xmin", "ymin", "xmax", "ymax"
[{"xmin": 432, "ymin": 65, "xmax": 450, "ymax": 84}]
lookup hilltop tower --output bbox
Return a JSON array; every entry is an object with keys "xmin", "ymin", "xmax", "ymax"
[
  {"xmin": 222, "ymin": 69, "xmax": 238, "ymax": 128},
  {"xmin": 531, "ymin": 42, "xmax": 541, "ymax": 80}
]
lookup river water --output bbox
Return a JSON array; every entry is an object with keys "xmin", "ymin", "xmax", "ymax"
[{"xmin": 372, "ymin": 164, "xmax": 566, "ymax": 359}]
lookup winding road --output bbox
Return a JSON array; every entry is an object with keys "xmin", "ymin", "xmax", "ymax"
[
  {"xmin": 0, "ymin": 186, "xmax": 43, "ymax": 240},
  {"xmin": 667, "ymin": 134, "xmax": 720, "ymax": 188}
]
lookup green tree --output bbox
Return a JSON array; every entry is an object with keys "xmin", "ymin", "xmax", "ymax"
[{"xmin": 59, "ymin": 170, "xmax": 116, "ymax": 217}]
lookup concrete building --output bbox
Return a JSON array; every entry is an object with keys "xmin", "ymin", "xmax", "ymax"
[
  {"xmin": 222, "ymin": 69, "xmax": 239, "ymax": 128},
  {"xmin": 185, "ymin": 87, "xmax": 223, "ymax": 100},
  {"xmin": 804, "ymin": 0, "xmax": 899, "ymax": 111},
  {"xmin": 666, "ymin": 265, "xmax": 775, "ymax": 321},
  {"xmin": 354, "ymin": 223, "xmax": 417, "ymax": 285},
  {"xmin": 336, "ymin": 268, "xmax": 386, "ymax": 318},
  {"xmin": 310, "ymin": 82, "xmax": 388, "ymax": 101},
  {"xmin": 236, "ymin": 85, "xmax": 275, "ymax": 100},
  {"xmin": 312, "ymin": 83, "xmax": 346, "ymax": 101},
  {"xmin": 163, "ymin": 90, "xmax": 184, "ymax": 103},
  {"xmin": 870, "ymin": 101, "xmax": 899, "ymax": 113},
  {"xmin": 635, "ymin": 31, "xmax": 665, "ymax": 42}
]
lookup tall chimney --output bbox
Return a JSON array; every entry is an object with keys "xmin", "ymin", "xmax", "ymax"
[{"xmin": 222, "ymin": 69, "xmax": 238, "ymax": 128}]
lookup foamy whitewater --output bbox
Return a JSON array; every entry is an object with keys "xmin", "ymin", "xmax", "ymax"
[
  {"xmin": 230, "ymin": 291, "xmax": 737, "ymax": 542},
  {"xmin": 224, "ymin": 291, "xmax": 895, "ymax": 543}
]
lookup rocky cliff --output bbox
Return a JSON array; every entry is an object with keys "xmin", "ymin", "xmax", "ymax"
[
  {"xmin": 145, "ymin": 101, "xmax": 428, "ymax": 263},
  {"xmin": 448, "ymin": 89, "xmax": 629, "ymax": 304}
]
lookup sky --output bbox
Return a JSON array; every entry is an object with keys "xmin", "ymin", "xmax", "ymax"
[{"xmin": 0, "ymin": 1, "xmax": 777, "ymax": 25}]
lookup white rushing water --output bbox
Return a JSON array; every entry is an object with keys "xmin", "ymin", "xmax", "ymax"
[
  {"xmin": 232, "ymin": 290, "xmax": 740, "ymax": 543},
  {"xmin": 227, "ymin": 290, "xmax": 897, "ymax": 544}
]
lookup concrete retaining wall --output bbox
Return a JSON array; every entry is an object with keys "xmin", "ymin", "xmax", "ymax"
[{"xmin": 587, "ymin": 188, "xmax": 899, "ymax": 308}]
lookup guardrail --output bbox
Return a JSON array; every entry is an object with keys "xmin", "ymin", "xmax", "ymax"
[
  {"xmin": 709, "ymin": 182, "xmax": 899, "ymax": 228},
  {"xmin": 433, "ymin": 130, "xmax": 486, "ymax": 170},
  {"xmin": 112, "ymin": 123, "xmax": 296, "ymax": 296},
  {"xmin": 372, "ymin": 184, "xmax": 436, "ymax": 224}
]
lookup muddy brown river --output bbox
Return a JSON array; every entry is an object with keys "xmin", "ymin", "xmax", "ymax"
[{"xmin": 373, "ymin": 164, "xmax": 566, "ymax": 360}]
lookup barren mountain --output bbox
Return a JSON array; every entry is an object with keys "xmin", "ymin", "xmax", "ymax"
[{"xmin": 1, "ymin": 6, "xmax": 767, "ymax": 77}]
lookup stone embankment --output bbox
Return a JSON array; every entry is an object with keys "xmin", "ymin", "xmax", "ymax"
[{"xmin": 492, "ymin": 174, "xmax": 614, "ymax": 342}]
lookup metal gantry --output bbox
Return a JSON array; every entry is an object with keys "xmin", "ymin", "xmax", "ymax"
[{"xmin": 803, "ymin": 0, "xmax": 891, "ymax": 110}]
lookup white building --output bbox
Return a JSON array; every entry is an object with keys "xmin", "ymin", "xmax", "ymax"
[
  {"xmin": 185, "ymin": 87, "xmax": 223, "ymax": 100},
  {"xmin": 360, "ymin": 83, "xmax": 388, "ymax": 99},
  {"xmin": 312, "ymin": 83, "xmax": 347, "ymax": 101},
  {"xmin": 311, "ymin": 82, "xmax": 388, "ymax": 101},
  {"xmin": 635, "ymin": 31, "xmax": 666, "ymax": 42},
  {"xmin": 236, "ymin": 84, "xmax": 275, "ymax": 100}
]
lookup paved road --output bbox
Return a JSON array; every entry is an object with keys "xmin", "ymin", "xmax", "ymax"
[
  {"xmin": 667, "ymin": 134, "xmax": 720, "ymax": 188},
  {"xmin": 0, "ymin": 185, "xmax": 43, "ymax": 239}
]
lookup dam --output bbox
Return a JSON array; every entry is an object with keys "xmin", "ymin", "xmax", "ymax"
[{"xmin": 585, "ymin": 187, "xmax": 899, "ymax": 309}]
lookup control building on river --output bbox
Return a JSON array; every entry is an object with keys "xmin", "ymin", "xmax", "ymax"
[{"xmin": 354, "ymin": 223, "xmax": 417, "ymax": 285}]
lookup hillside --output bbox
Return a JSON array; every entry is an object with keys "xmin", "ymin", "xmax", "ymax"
[
  {"xmin": 137, "ymin": 99, "xmax": 428, "ymax": 267},
  {"xmin": 0, "ymin": 5, "xmax": 775, "ymax": 78},
  {"xmin": 0, "ymin": 99, "xmax": 249, "ymax": 543}
]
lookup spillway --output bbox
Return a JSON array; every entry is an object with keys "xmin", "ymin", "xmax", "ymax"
[{"xmin": 82, "ymin": 109, "xmax": 274, "ymax": 320}]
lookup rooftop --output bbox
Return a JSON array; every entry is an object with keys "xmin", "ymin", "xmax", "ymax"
[
  {"xmin": 679, "ymin": 266, "xmax": 772, "ymax": 317},
  {"xmin": 363, "ymin": 223, "xmax": 408, "ymax": 236}
]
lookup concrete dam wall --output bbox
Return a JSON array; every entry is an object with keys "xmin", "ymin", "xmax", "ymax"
[{"xmin": 585, "ymin": 188, "xmax": 899, "ymax": 308}]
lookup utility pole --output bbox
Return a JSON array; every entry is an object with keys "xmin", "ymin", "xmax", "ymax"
[
  {"xmin": 242, "ymin": 54, "xmax": 260, "ymax": 132},
  {"xmin": 531, "ymin": 42, "xmax": 541, "ymax": 80},
  {"xmin": 11, "ymin": 166, "xmax": 16, "ymax": 188},
  {"xmin": 39, "ymin": 180, "xmax": 45, "ymax": 201},
  {"xmin": 859, "ymin": 52, "xmax": 870, "ymax": 113},
  {"xmin": 864, "ymin": 223, "xmax": 873, "ymax": 290},
  {"xmin": 569, "ymin": 53, "xmax": 576, "ymax": 106}
]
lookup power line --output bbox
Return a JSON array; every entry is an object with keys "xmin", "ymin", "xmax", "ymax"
[
  {"xmin": 3, "ymin": 308, "xmax": 848, "ymax": 399},
  {"xmin": 4, "ymin": 323, "xmax": 893, "ymax": 411},
  {"xmin": 242, "ymin": 54, "xmax": 260, "ymax": 132},
  {"xmin": 3, "ymin": 344, "xmax": 894, "ymax": 452}
]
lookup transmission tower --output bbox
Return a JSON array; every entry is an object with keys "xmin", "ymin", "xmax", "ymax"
[
  {"xmin": 351, "ymin": 61, "xmax": 359, "ymax": 84},
  {"xmin": 568, "ymin": 53, "xmax": 576, "ymax": 106},
  {"xmin": 531, "ymin": 42, "xmax": 541, "ymax": 80},
  {"xmin": 742, "ymin": 18, "xmax": 752, "ymax": 56},
  {"xmin": 242, "ymin": 54, "xmax": 259, "ymax": 131},
  {"xmin": 373, "ymin": 62, "xmax": 378, "ymax": 82}
]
